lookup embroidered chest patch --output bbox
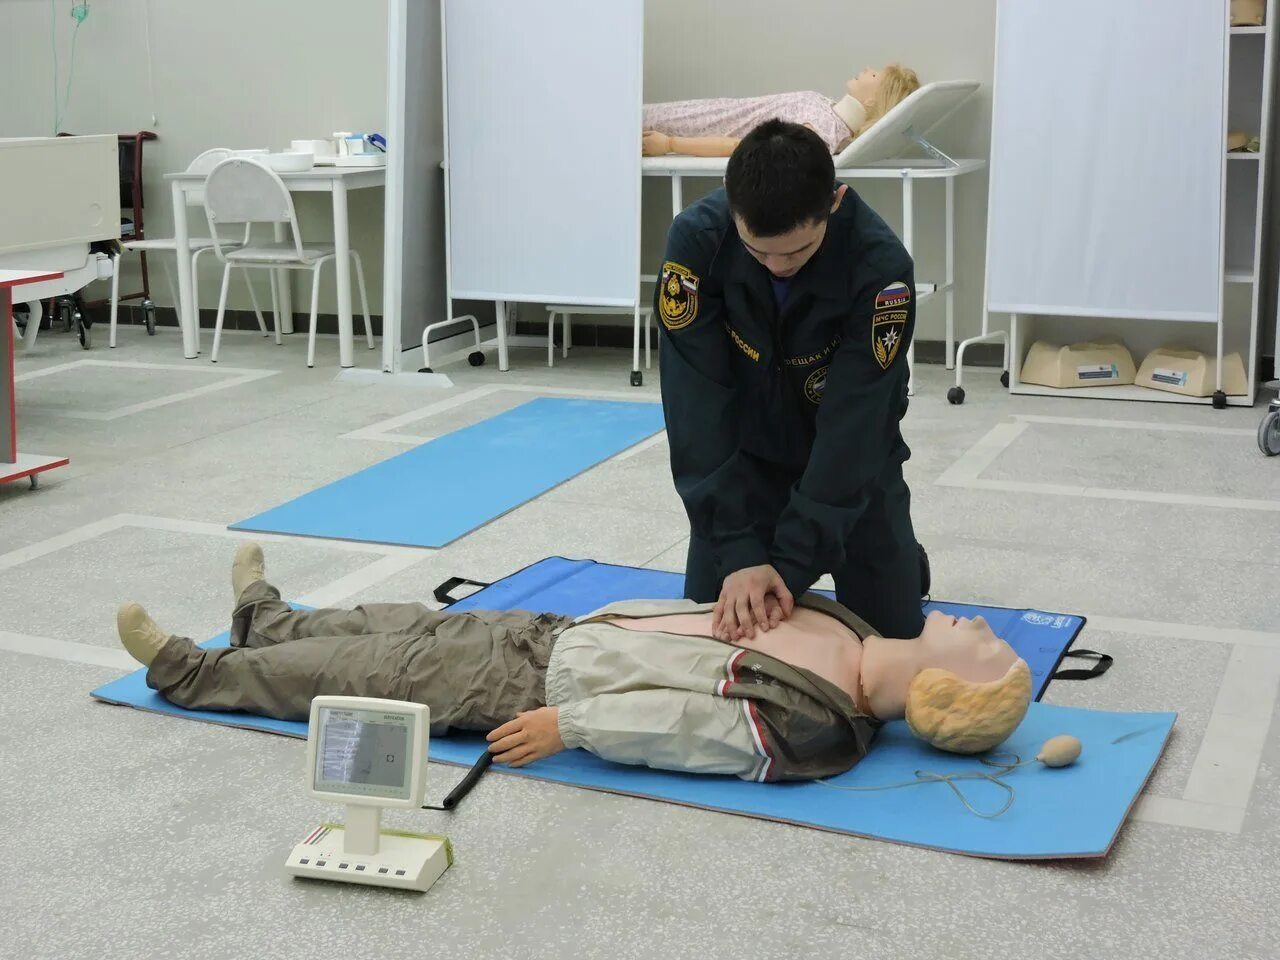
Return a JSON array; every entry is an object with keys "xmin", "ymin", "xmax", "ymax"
[
  {"xmin": 724, "ymin": 323, "xmax": 761, "ymax": 363},
  {"xmin": 658, "ymin": 261, "xmax": 699, "ymax": 330},
  {"xmin": 804, "ymin": 365, "xmax": 829, "ymax": 404}
]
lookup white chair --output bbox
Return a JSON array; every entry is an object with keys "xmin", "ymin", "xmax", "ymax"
[
  {"xmin": 202, "ymin": 158, "xmax": 373, "ymax": 367},
  {"xmin": 108, "ymin": 148, "xmax": 269, "ymax": 349}
]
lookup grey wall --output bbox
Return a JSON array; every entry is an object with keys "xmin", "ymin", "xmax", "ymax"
[
  {"xmin": 4, "ymin": 0, "xmax": 1271, "ymax": 364},
  {"xmin": 0, "ymin": 0, "xmax": 388, "ymax": 316}
]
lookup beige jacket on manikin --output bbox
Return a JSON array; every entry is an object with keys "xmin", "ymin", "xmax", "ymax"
[{"xmin": 546, "ymin": 599, "xmax": 763, "ymax": 779}]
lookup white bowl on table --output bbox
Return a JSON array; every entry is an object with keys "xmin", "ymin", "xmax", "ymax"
[{"xmin": 265, "ymin": 152, "xmax": 315, "ymax": 173}]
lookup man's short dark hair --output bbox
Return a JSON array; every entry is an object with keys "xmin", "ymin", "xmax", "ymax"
[{"xmin": 725, "ymin": 119, "xmax": 835, "ymax": 237}]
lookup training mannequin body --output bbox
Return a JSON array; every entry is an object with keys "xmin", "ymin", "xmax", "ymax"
[
  {"xmin": 642, "ymin": 65, "xmax": 920, "ymax": 157},
  {"xmin": 116, "ymin": 543, "xmax": 1033, "ymax": 784},
  {"xmin": 614, "ymin": 606, "xmax": 1018, "ymax": 724}
]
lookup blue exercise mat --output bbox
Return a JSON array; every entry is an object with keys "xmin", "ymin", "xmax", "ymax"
[
  {"xmin": 229, "ymin": 398, "xmax": 665, "ymax": 548},
  {"xmin": 91, "ymin": 559, "xmax": 1167, "ymax": 859}
]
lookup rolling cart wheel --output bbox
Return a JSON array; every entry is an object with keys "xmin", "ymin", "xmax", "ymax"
[
  {"xmin": 418, "ymin": 367, "xmax": 433, "ymax": 374},
  {"xmin": 947, "ymin": 386, "xmax": 965, "ymax": 405},
  {"xmin": 76, "ymin": 313, "xmax": 90, "ymax": 350},
  {"xmin": 630, "ymin": 370, "xmax": 644, "ymax": 387},
  {"xmin": 30, "ymin": 474, "xmax": 40, "ymax": 490},
  {"xmin": 1212, "ymin": 390, "xmax": 1227, "ymax": 410},
  {"xmin": 1000, "ymin": 370, "xmax": 1010, "ymax": 388},
  {"xmin": 468, "ymin": 351, "xmax": 485, "ymax": 367},
  {"xmin": 1259, "ymin": 410, "xmax": 1280, "ymax": 457},
  {"xmin": 143, "ymin": 301, "xmax": 157, "ymax": 335},
  {"xmin": 59, "ymin": 299, "xmax": 74, "ymax": 332}
]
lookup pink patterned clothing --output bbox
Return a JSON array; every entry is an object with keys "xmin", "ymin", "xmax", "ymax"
[{"xmin": 643, "ymin": 91, "xmax": 852, "ymax": 154}]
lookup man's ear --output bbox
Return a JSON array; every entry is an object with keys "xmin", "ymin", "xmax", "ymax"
[{"xmin": 831, "ymin": 184, "xmax": 849, "ymax": 213}]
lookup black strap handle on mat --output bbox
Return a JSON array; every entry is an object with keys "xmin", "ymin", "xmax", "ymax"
[
  {"xmin": 1052, "ymin": 649, "xmax": 1114, "ymax": 681},
  {"xmin": 433, "ymin": 576, "xmax": 492, "ymax": 606}
]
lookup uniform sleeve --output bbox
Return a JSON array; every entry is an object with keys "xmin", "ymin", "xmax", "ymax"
[
  {"xmin": 769, "ymin": 263, "xmax": 915, "ymax": 599},
  {"xmin": 656, "ymin": 228, "xmax": 770, "ymax": 577},
  {"xmin": 557, "ymin": 688, "xmax": 763, "ymax": 778}
]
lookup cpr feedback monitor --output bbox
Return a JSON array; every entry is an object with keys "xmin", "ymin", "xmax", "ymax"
[{"xmin": 285, "ymin": 697, "xmax": 451, "ymax": 892}]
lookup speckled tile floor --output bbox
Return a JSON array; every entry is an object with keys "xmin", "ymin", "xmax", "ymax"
[{"xmin": 2, "ymin": 326, "xmax": 1277, "ymax": 960}]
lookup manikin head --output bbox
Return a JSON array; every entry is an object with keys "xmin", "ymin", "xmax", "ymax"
[
  {"xmin": 905, "ymin": 611, "xmax": 1032, "ymax": 754},
  {"xmin": 847, "ymin": 64, "xmax": 921, "ymax": 134},
  {"xmin": 725, "ymin": 119, "xmax": 843, "ymax": 278}
]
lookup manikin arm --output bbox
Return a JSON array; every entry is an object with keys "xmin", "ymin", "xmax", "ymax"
[
  {"xmin": 557, "ymin": 688, "xmax": 763, "ymax": 777},
  {"xmin": 643, "ymin": 124, "xmax": 825, "ymax": 158},
  {"xmin": 643, "ymin": 130, "xmax": 739, "ymax": 157}
]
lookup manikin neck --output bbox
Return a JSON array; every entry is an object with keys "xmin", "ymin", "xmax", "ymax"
[
  {"xmin": 858, "ymin": 634, "xmax": 922, "ymax": 721},
  {"xmin": 832, "ymin": 94, "xmax": 869, "ymax": 134}
]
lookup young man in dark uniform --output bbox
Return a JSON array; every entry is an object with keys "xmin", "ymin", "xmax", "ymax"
[{"xmin": 655, "ymin": 119, "xmax": 928, "ymax": 644}]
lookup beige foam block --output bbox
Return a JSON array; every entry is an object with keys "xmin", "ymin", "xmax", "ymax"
[
  {"xmin": 1019, "ymin": 338, "xmax": 1137, "ymax": 389},
  {"xmin": 1136, "ymin": 346, "xmax": 1249, "ymax": 397},
  {"xmin": 1231, "ymin": 0, "xmax": 1265, "ymax": 26}
]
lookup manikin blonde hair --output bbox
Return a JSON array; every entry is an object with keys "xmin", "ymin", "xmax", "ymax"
[
  {"xmin": 858, "ymin": 64, "xmax": 921, "ymax": 136},
  {"xmin": 904, "ymin": 658, "xmax": 1033, "ymax": 754}
]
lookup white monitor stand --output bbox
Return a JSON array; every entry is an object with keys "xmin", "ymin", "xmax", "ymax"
[{"xmin": 285, "ymin": 697, "xmax": 452, "ymax": 893}]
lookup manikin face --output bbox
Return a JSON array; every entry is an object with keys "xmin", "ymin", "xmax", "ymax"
[
  {"xmin": 846, "ymin": 67, "xmax": 882, "ymax": 105},
  {"xmin": 917, "ymin": 610, "xmax": 1018, "ymax": 683},
  {"xmin": 732, "ymin": 187, "xmax": 845, "ymax": 279}
]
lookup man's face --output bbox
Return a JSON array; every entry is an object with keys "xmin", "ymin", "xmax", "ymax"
[
  {"xmin": 731, "ymin": 187, "xmax": 845, "ymax": 279},
  {"xmin": 732, "ymin": 215, "xmax": 828, "ymax": 279}
]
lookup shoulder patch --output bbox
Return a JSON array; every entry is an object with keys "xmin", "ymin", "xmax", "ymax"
[
  {"xmin": 871, "ymin": 281, "xmax": 909, "ymax": 371},
  {"xmin": 875, "ymin": 281, "xmax": 911, "ymax": 311},
  {"xmin": 658, "ymin": 261, "xmax": 699, "ymax": 330}
]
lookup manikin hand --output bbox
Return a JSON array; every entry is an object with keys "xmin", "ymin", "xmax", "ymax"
[
  {"xmin": 713, "ymin": 564, "xmax": 795, "ymax": 642},
  {"xmin": 642, "ymin": 130, "xmax": 672, "ymax": 156},
  {"xmin": 487, "ymin": 707, "xmax": 565, "ymax": 767}
]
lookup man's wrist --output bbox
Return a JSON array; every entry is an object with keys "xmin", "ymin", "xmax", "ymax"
[
  {"xmin": 770, "ymin": 557, "xmax": 814, "ymax": 601},
  {"xmin": 714, "ymin": 536, "xmax": 770, "ymax": 581}
]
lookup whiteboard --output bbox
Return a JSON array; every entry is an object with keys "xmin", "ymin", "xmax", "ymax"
[
  {"xmin": 985, "ymin": 0, "xmax": 1226, "ymax": 322},
  {"xmin": 443, "ymin": 0, "xmax": 643, "ymax": 306}
]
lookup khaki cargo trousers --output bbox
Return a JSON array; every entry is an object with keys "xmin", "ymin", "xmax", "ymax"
[{"xmin": 146, "ymin": 579, "xmax": 573, "ymax": 733}]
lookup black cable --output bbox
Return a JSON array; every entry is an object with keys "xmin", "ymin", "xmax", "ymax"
[{"xmin": 421, "ymin": 750, "xmax": 494, "ymax": 811}]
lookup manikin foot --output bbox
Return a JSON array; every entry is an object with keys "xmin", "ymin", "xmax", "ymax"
[
  {"xmin": 232, "ymin": 541, "xmax": 267, "ymax": 601},
  {"xmin": 116, "ymin": 602, "xmax": 173, "ymax": 667}
]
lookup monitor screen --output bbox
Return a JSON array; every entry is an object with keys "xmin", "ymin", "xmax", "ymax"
[{"xmin": 313, "ymin": 707, "xmax": 412, "ymax": 801}]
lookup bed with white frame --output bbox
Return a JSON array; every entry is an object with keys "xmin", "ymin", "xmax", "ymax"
[{"xmin": 640, "ymin": 79, "xmax": 984, "ymax": 393}]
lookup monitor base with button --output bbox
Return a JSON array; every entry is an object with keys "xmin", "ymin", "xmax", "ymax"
[
  {"xmin": 287, "ymin": 819, "xmax": 452, "ymax": 893},
  {"xmin": 289, "ymin": 697, "xmax": 451, "ymax": 892}
]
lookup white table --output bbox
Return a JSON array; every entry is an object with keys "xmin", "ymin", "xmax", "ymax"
[
  {"xmin": 165, "ymin": 166, "xmax": 386, "ymax": 366},
  {"xmin": 2, "ymin": 269, "xmax": 70, "ymax": 488},
  {"xmin": 642, "ymin": 157, "xmax": 987, "ymax": 391}
]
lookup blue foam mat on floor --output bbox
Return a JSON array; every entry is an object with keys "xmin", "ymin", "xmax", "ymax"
[
  {"xmin": 229, "ymin": 398, "xmax": 665, "ymax": 548},
  {"xmin": 91, "ymin": 558, "xmax": 1170, "ymax": 859}
]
